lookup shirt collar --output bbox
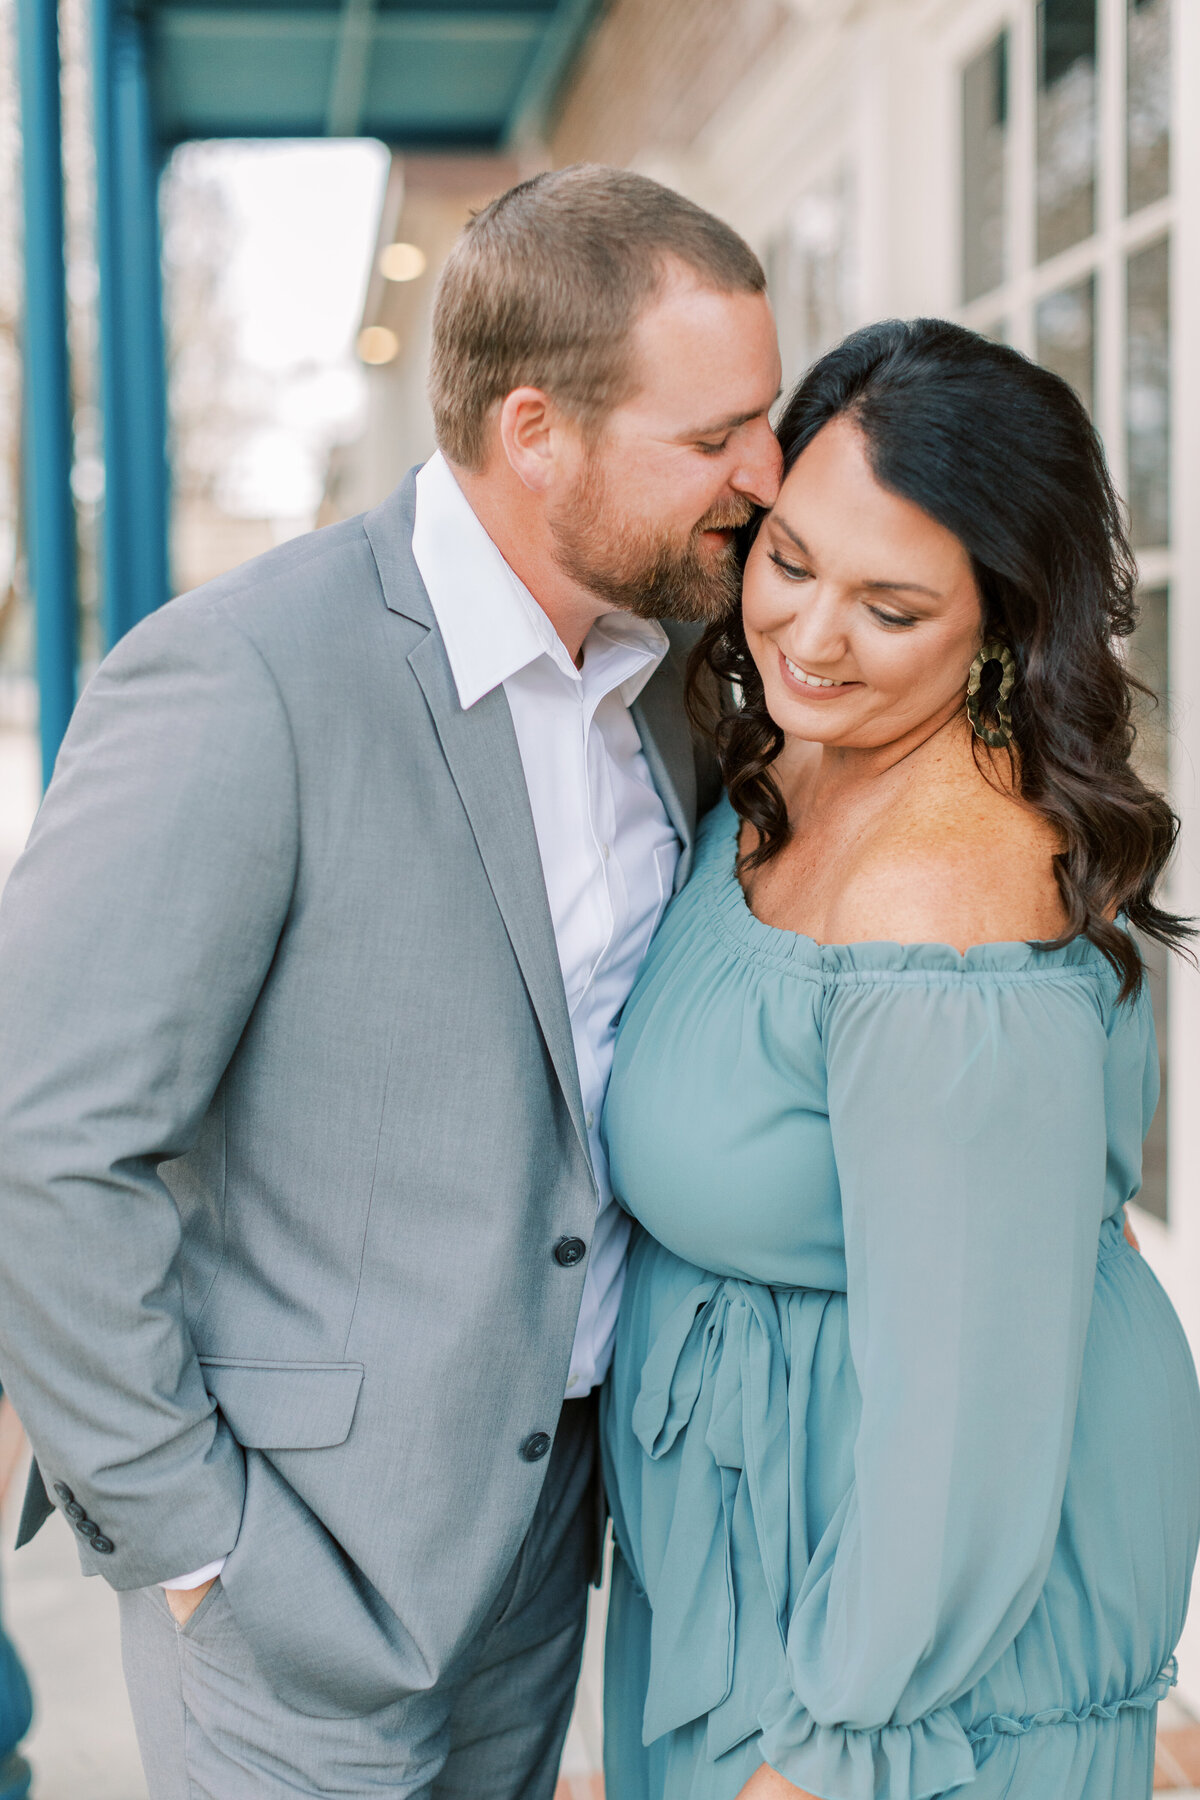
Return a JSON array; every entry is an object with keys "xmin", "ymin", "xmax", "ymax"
[{"xmin": 411, "ymin": 451, "xmax": 669, "ymax": 712}]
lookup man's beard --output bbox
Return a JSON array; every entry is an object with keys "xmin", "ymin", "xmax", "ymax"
[{"xmin": 550, "ymin": 459, "xmax": 756, "ymax": 625}]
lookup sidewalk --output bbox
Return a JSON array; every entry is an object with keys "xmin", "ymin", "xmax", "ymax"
[
  {"xmin": 1, "ymin": 1457, "xmax": 147, "ymax": 1800},
  {"xmin": 1157, "ymin": 1702, "xmax": 1200, "ymax": 1794}
]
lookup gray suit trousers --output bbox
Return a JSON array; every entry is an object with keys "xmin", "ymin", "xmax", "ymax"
[{"xmin": 119, "ymin": 1399, "xmax": 597, "ymax": 1798}]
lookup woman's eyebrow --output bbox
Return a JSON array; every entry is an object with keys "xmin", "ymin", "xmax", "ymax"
[
  {"xmin": 770, "ymin": 516, "xmax": 811, "ymax": 554},
  {"xmin": 770, "ymin": 516, "xmax": 941, "ymax": 599},
  {"xmin": 863, "ymin": 577, "xmax": 942, "ymax": 598}
]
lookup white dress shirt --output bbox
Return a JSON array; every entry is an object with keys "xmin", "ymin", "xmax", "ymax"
[
  {"xmin": 162, "ymin": 452, "xmax": 679, "ymax": 1590},
  {"xmin": 413, "ymin": 451, "xmax": 681, "ymax": 1397}
]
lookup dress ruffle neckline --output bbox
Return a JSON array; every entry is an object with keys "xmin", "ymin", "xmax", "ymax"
[{"xmin": 701, "ymin": 797, "xmax": 1109, "ymax": 981}]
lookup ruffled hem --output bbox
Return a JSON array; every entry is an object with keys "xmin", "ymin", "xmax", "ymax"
[
  {"xmin": 698, "ymin": 797, "xmax": 1111, "ymax": 984},
  {"xmin": 757, "ymin": 1689, "xmax": 976, "ymax": 1800},
  {"xmin": 754, "ymin": 1662, "xmax": 1176, "ymax": 1800}
]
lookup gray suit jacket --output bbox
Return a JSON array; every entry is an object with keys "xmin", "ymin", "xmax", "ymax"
[{"xmin": 0, "ymin": 472, "xmax": 716, "ymax": 1717}]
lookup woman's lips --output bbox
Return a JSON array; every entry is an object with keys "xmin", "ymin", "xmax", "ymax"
[{"xmin": 777, "ymin": 646, "xmax": 861, "ymax": 697}]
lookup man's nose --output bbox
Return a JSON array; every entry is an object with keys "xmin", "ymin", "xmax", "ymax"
[{"xmin": 729, "ymin": 418, "xmax": 783, "ymax": 508}]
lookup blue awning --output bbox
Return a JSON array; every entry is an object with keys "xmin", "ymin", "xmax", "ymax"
[
  {"xmin": 21, "ymin": 0, "xmax": 600, "ymax": 780},
  {"xmin": 142, "ymin": 0, "xmax": 600, "ymax": 146}
]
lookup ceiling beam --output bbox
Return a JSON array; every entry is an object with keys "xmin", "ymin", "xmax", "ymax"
[
  {"xmin": 155, "ymin": 10, "xmax": 544, "ymax": 48},
  {"xmin": 505, "ymin": 0, "xmax": 602, "ymax": 148},
  {"xmin": 325, "ymin": 0, "xmax": 375, "ymax": 135}
]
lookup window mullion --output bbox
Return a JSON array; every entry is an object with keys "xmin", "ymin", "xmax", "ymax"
[
  {"xmin": 1008, "ymin": 0, "xmax": 1037, "ymax": 351},
  {"xmin": 1170, "ymin": 0, "xmax": 1200, "ymax": 825},
  {"xmin": 1095, "ymin": 0, "xmax": 1126, "ymax": 473},
  {"xmin": 1098, "ymin": 0, "xmax": 1126, "ymax": 231}
]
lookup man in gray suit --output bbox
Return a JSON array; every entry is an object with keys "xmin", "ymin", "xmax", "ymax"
[{"xmin": 0, "ymin": 166, "xmax": 781, "ymax": 1796}]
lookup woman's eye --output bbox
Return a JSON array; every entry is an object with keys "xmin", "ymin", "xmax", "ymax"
[
  {"xmin": 768, "ymin": 552, "xmax": 812, "ymax": 582},
  {"xmin": 868, "ymin": 604, "xmax": 918, "ymax": 629}
]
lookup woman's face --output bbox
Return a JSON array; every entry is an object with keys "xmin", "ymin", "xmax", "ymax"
[{"xmin": 741, "ymin": 415, "xmax": 986, "ymax": 752}]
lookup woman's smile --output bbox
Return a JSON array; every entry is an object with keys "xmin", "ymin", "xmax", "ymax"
[{"xmin": 777, "ymin": 647, "xmax": 861, "ymax": 695}]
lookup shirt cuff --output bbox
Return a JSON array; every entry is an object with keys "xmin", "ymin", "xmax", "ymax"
[{"xmin": 159, "ymin": 1557, "xmax": 227, "ymax": 1591}]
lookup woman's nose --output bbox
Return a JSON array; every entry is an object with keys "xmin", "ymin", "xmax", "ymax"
[{"xmin": 784, "ymin": 594, "xmax": 847, "ymax": 667}]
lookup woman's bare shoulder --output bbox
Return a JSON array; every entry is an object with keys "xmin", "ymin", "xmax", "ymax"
[{"xmin": 824, "ymin": 774, "xmax": 1068, "ymax": 952}]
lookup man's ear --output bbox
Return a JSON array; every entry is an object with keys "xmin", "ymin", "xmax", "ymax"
[{"xmin": 498, "ymin": 387, "xmax": 570, "ymax": 494}]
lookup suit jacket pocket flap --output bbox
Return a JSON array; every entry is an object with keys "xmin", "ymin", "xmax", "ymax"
[{"xmin": 199, "ymin": 1358, "xmax": 364, "ymax": 1449}]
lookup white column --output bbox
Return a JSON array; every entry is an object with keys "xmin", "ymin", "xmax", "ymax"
[{"xmin": 1132, "ymin": 0, "xmax": 1200, "ymax": 1716}]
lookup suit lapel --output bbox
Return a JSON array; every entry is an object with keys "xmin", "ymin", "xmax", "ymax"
[
  {"xmin": 407, "ymin": 633, "xmax": 589, "ymax": 1158},
  {"xmin": 365, "ymin": 477, "xmax": 591, "ymax": 1171}
]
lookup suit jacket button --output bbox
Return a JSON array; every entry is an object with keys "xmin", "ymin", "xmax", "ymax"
[
  {"xmin": 53, "ymin": 1482, "xmax": 74, "ymax": 1504},
  {"xmin": 76, "ymin": 1519, "xmax": 98, "ymax": 1539},
  {"xmin": 91, "ymin": 1536, "xmax": 114, "ymax": 1554},
  {"xmin": 64, "ymin": 1501, "xmax": 86, "ymax": 1522},
  {"xmin": 554, "ymin": 1237, "xmax": 587, "ymax": 1267},
  {"xmin": 520, "ymin": 1432, "xmax": 551, "ymax": 1462}
]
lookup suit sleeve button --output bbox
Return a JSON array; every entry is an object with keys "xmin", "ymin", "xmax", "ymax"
[
  {"xmin": 53, "ymin": 1483, "xmax": 74, "ymax": 1503},
  {"xmin": 76, "ymin": 1520, "xmax": 99, "ymax": 1539},
  {"xmin": 91, "ymin": 1536, "xmax": 114, "ymax": 1554},
  {"xmin": 64, "ymin": 1501, "xmax": 86, "ymax": 1522},
  {"xmin": 520, "ymin": 1432, "xmax": 551, "ymax": 1462},
  {"xmin": 554, "ymin": 1237, "xmax": 587, "ymax": 1267}
]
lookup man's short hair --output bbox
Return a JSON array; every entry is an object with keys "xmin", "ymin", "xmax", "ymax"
[{"xmin": 429, "ymin": 164, "xmax": 766, "ymax": 470}]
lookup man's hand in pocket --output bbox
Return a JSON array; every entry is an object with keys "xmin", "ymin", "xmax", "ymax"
[{"xmin": 165, "ymin": 1576, "xmax": 217, "ymax": 1626}]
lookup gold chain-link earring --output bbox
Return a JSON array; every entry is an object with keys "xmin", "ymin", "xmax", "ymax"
[{"xmin": 965, "ymin": 641, "xmax": 1017, "ymax": 748}]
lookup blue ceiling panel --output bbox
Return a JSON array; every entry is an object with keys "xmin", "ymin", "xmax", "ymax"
[
  {"xmin": 151, "ymin": 13, "xmax": 339, "ymax": 139},
  {"xmin": 140, "ymin": 0, "xmax": 600, "ymax": 147},
  {"xmin": 361, "ymin": 23, "xmax": 543, "ymax": 135}
]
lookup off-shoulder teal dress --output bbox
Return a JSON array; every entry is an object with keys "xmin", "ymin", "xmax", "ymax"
[{"xmin": 600, "ymin": 798, "xmax": 1200, "ymax": 1800}]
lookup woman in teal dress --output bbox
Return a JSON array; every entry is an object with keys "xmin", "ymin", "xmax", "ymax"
[{"xmin": 601, "ymin": 319, "xmax": 1200, "ymax": 1800}]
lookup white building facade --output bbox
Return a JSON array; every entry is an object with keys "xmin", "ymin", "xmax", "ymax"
[{"xmin": 344, "ymin": 0, "xmax": 1200, "ymax": 1700}]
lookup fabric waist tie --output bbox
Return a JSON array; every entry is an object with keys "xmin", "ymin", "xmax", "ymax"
[{"xmin": 630, "ymin": 1274, "xmax": 822, "ymax": 1756}]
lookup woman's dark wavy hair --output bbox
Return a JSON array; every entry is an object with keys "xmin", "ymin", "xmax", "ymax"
[{"xmin": 688, "ymin": 316, "xmax": 1189, "ymax": 998}]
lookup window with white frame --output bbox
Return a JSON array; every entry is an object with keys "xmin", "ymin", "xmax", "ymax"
[
  {"xmin": 766, "ymin": 164, "xmax": 858, "ymax": 392},
  {"xmin": 959, "ymin": 0, "xmax": 1172, "ymax": 1219}
]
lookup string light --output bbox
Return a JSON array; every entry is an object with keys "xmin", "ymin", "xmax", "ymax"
[
  {"xmin": 357, "ymin": 325, "xmax": 399, "ymax": 364},
  {"xmin": 379, "ymin": 242, "xmax": 427, "ymax": 282}
]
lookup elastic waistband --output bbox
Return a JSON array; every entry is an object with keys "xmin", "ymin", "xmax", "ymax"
[
  {"xmin": 1096, "ymin": 1213, "xmax": 1135, "ymax": 1263},
  {"xmin": 967, "ymin": 1659, "xmax": 1176, "ymax": 1744}
]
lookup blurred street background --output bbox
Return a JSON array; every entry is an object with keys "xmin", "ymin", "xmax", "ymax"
[{"xmin": 1, "ymin": 0, "xmax": 1199, "ymax": 1791}]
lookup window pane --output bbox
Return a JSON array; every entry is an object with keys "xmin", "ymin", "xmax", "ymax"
[
  {"xmin": 1128, "ymin": 585, "xmax": 1170, "ymax": 1223},
  {"xmin": 1126, "ymin": 236, "xmax": 1170, "ymax": 547},
  {"xmin": 1127, "ymin": 0, "xmax": 1171, "ymax": 212},
  {"xmin": 767, "ymin": 166, "xmax": 856, "ymax": 389},
  {"xmin": 962, "ymin": 32, "xmax": 1008, "ymax": 301},
  {"xmin": 1035, "ymin": 275, "xmax": 1095, "ymax": 414},
  {"xmin": 1037, "ymin": 0, "xmax": 1098, "ymax": 261}
]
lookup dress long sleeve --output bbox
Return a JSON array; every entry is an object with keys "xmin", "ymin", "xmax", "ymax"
[{"xmin": 757, "ymin": 960, "xmax": 1114, "ymax": 1799}]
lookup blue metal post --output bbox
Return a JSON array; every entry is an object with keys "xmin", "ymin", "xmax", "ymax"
[
  {"xmin": 16, "ymin": 0, "xmax": 78, "ymax": 787},
  {"xmin": 93, "ymin": 0, "xmax": 170, "ymax": 648}
]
